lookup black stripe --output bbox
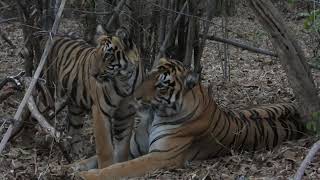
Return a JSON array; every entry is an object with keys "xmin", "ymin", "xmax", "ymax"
[
  {"xmin": 149, "ymin": 132, "xmax": 175, "ymax": 147},
  {"xmin": 190, "ymin": 149, "xmax": 201, "ymax": 161},
  {"xmin": 238, "ymin": 119, "xmax": 249, "ymax": 150},
  {"xmin": 217, "ymin": 116, "xmax": 230, "ymax": 143},
  {"xmin": 214, "ymin": 112, "xmax": 227, "ymax": 138},
  {"xmin": 211, "ymin": 110, "xmax": 222, "ymax": 133},
  {"xmin": 264, "ymin": 116, "xmax": 279, "ymax": 148},
  {"xmin": 102, "ymin": 89, "xmax": 117, "ymax": 108},
  {"xmin": 252, "ymin": 127, "xmax": 259, "ymax": 151}
]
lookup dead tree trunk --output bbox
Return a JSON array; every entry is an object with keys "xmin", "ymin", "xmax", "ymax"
[
  {"xmin": 183, "ymin": 0, "xmax": 196, "ymax": 67},
  {"xmin": 246, "ymin": 0, "xmax": 320, "ymax": 117},
  {"xmin": 82, "ymin": 0, "xmax": 97, "ymax": 43},
  {"xmin": 16, "ymin": 0, "xmax": 42, "ymax": 76}
]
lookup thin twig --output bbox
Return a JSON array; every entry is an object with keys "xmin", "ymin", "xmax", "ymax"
[
  {"xmin": 0, "ymin": 17, "xmax": 19, "ymax": 24},
  {"xmin": 294, "ymin": 140, "xmax": 320, "ymax": 180},
  {"xmin": 201, "ymin": 34, "xmax": 278, "ymax": 57},
  {"xmin": 0, "ymin": 0, "xmax": 66, "ymax": 154}
]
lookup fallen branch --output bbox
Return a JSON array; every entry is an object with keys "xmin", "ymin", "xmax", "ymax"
[
  {"xmin": 294, "ymin": 140, "xmax": 320, "ymax": 180},
  {"xmin": 27, "ymin": 96, "xmax": 60, "ymax": 140},
  {"xmin": 201, "ymin": 34, "xmax": 320, "ymax": 71},
  {"xmin": 0, "ymin": 74, "xmax": 71, "ymax": 162},
  {"xmin": 0, "ymin": 0, "xmax": 66, "ymax": 154},
  {"xmin": 200, "ymin": 34, "xmax": 278, "ymax": 57},
  {"xmin": 0, "ymin": 17, "xmax": 19, "ymax": 24}
]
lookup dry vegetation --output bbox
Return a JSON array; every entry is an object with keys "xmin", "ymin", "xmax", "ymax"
[{"xmin": 1, "ymin": 1, "xmax": 320, "ymax": 180}]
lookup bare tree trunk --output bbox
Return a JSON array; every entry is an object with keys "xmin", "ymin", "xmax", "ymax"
[
  {"xmin": 148, "ymin": 0, "xmax": 159, "ymax": 70},
  {"xmin": 153, "ymin": 1, "xmax": 187, "ymax": 67},
  {"xmin": 246, "ymin": 0, "xmax": 320, "ymax": 117},
  {"xmin": 16, "ymin": 0, "xmax": 43, "ymax": 76},
  {"xmin": 82, "ymin": 0, "xmax": 97, "ymax": 43},
  {"xmin": 42, "ymin": 0, "xmax": 56, "ymax": 31},
  {"xmin": 176, "ymin": 0, "xmax": 187, "ymax": 62},
  {"xmin": 183, "ymin": 0, "xmax": 195, "ymax": 67},
  {"xmin": 194, "ymin": 0, "xmax": 213, "ymax": 74},
  {"xmin": 158, "ymin": 0, "xmax": 168, "ymax": 45}
]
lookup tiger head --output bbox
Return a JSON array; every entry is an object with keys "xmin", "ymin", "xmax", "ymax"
[
  {"xmin": 133, "ymin": 58, "xmax": 199, "ymax": 116},
  {"xmin": 91, "ymin": 25, "xmax": 140, "ymax": 83}
]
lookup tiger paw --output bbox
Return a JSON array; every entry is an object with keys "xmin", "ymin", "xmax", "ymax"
[
  {"xmin": 78, "ymin": 169, "xmax": 100, "ymax": 180},
  {"xmin": 63, "ymin": 155, "xmax": 98, "ymax": 175}
]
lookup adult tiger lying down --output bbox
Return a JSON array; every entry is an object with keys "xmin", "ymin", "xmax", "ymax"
[{"xmin": 79, "ymin": 58, "xmax": 305, "ymax": 179}]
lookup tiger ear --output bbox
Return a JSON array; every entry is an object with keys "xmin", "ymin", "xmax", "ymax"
[
  {"xmin": 159, "ymin": 58, "xmax": 169, "ymax": 65},
  {"xmin": 94, "ymin": 24, "xmax": 107, "ymax": 45},
  {"xmin": 116, "ymin": 27, "xmax": 133, "ymax": 50},
  {"xmin": 96, "ymin": 24, "xmax": 107, "ymax": 36},
  {"xmin": 185, "ymin": 72, "xmax": 200, "ymax": 89}
]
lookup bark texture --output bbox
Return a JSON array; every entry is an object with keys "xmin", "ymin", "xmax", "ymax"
[{"xmin": 246, "ymin": 0, "xmax": 320, "ymax": 117}]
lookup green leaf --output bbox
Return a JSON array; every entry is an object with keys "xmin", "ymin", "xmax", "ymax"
[
  {"xmin": 306, "ymin": 111, "xmax": 320, "ymax": 134},
  {"xmin": 303, "ymin": 10, "xmax": 320, "ymax": 31},
  {"xmin": 287, "ymin": 0, "xmax": 296, "ymax": 5}
]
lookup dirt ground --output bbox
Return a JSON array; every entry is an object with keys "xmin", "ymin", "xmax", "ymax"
[{"xmin": 1, "ymin": 1, "xmax": 320, "ymax": 180}]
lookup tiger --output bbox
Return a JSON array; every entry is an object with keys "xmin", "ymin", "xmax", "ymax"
[
  {"xmin": 78, "ymin": 57, "xmax": 305, "ymax": 179},
  {"xmin": 44, "ymin": 25, "xmax": 144, "ymax": 168}
]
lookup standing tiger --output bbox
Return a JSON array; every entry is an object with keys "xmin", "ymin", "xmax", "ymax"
[
  {"xmin": 79, "ymin": 58, "xmax": 305, "ymax": 179},
  {"xmin": 44, "ymin": 25, "xmax": 144, "ymax": 168}
]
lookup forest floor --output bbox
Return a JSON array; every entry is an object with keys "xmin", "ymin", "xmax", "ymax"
[{"xmin": 1, "ymin": 1, "xmax": 320, "ymax": 180}]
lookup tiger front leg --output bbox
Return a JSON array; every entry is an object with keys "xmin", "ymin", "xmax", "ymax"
[
  {"xmin": 112, "ymin": 99, "xmax": 136, "ymax": 163},
  {"xmin": 79, "ymin": 152, "xmax": 185, "ymax": 180},
  {"xmin": 91, "ymin": 104, "xmax": 114, "ymax": 168},
  {"xmin": 79, "ymin": 136, "xmax": 193, "ymax": 179}
]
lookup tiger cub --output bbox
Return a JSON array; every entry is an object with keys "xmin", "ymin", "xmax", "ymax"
[{"xmin": 44, "ymin": 25, "xmax": 144, "ymax": 168}]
